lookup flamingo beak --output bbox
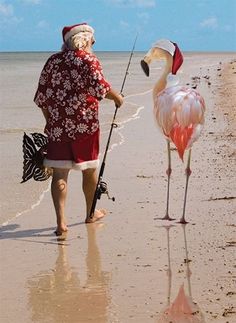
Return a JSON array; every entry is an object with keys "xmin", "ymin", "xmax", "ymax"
[{"xmin": 140, "ymin": 59, "xmax": 150, "ymax": 77}]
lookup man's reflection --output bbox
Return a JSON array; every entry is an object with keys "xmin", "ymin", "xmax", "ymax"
[
  {"xmin": 27, "ymin": 224, "xmax": 110, "ymax": 323},
  {"xmin": 157, "ymin": 224, "xmax": 206, "ymax": 323}
]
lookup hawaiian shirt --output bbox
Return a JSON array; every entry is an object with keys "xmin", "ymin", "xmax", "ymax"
[{"xmin": 34, "ymin": 50, "xmax": 111, "ymax": 142}]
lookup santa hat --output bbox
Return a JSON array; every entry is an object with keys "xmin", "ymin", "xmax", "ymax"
[
  {"xmin": 62, "ymin": 23, "xmax": 94, "ymax": 43},
  {"xmin": 153, "ymin": 39, "xmax": 183, "ymax": 74}
]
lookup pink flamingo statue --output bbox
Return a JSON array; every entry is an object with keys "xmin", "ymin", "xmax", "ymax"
[{"xmin": 141, "ymin": 40, "xmax": 206, "ymax": 223}]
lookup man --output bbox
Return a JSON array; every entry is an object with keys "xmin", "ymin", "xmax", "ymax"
[{"xmin": 34, "ymin": 23, "xmax": 123, "ymax": 235}]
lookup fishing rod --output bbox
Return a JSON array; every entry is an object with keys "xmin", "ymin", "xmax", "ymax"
[{"xmin": 89, "ymin": 34, "xmax": 138, "ymax": 219}]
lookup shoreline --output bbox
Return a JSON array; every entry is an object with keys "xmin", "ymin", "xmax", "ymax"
[{"xmin": 0, "ymin": 55, "xmax": 236, "ymax": 322}]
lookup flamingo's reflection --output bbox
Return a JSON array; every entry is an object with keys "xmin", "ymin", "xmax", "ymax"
[
  {"xmin": 157, "ymin": 224, "xmax": 206, "ymax": 323},
  {"xmin": 27, "ymin": 224, "xmax": 110, "ymax": 323}
]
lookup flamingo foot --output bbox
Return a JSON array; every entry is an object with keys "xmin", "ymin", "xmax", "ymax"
[
  {"xmin": 177, "ymin": 217, "xmax": 189, "ymax": 224},
  {"xmin": 155, "ymin": 213, "xmax": 175, "ymax": 221}
]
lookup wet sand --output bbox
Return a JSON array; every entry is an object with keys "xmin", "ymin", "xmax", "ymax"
[{"xmin": 0, "ymin": 57, "xmax": 236, "ymax": 323}]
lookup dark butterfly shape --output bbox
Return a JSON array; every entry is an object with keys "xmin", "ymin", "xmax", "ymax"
[
  {"xmin": 31, "ymin": 132, "xmax": 49, "ymax": 148},
  {"xmin": 21, "ymin": 132, "xmax": 52, "ymax": 183}
]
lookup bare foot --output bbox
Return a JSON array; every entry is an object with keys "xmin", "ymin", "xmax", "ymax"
[
  {"xmin": 85, "ymin": 209, "xmax": 107, "ymax": 223},
  {"xmin": 54, "ymin": 225, "xmax": 68, "ymax": 236}
]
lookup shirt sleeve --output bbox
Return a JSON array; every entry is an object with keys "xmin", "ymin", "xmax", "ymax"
[
  {"xmin": 83, "ymin": 53, "xmax": 111, "ymax": 100},
  {"xmin": 33, "ymin": 60, "xmax": 50, "ymax": 110}
]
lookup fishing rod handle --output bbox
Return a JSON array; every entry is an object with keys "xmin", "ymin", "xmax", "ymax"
[{"xmin": 89, "ymin": 162, "xmax": 106, "ymax": 218}]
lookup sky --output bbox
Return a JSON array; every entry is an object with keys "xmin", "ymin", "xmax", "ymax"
[{"xmin": 0, "ymin": 0, "xmax": 236, "ymax": 52}]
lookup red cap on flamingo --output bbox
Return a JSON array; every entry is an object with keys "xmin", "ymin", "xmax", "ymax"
[
  {"xmin": 153, "ymin": 39, "xmax": 183, "ymax": 74},
  {"xmin": 62, "ymin": 23, "xmax": 94, "ymax": 42}
]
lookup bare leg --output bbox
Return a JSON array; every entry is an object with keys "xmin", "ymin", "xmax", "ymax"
[
  {"xmin": 179, "ymin": 149, "xmax": 192, "ymax": 224},
  {"xmin": 83, "ymin": 168, "xmax": 107, "ymax": 223},
  {"xmin": 51, "ymin": 168, "xmax": 69, "ymax": 235},
  {"xmin": 161, "ymin": 141, "xmax": 175, "ymax": 220}
]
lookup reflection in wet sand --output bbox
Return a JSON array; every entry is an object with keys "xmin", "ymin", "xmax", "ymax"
[
  {"xmin": 27, "ymin": 224, "xmax": 110, "ymax": 323},
  {"xmin": 157, "ymin": 224, "xmax": 206, "ymax": 323}
]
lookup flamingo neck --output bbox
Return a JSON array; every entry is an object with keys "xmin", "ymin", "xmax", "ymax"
[{"xmin": 152, "ymin": 54, "xmax": 173, "ymax": 99}]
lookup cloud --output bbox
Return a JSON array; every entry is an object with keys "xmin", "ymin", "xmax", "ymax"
[
  {"xmin": 21, "ymin": 0, "xmax": 41, "ymax": 4},
  {"xmin": 105, "ymin": 0, "xmax": 156, "ymax": 8},
  {"xmin": 0, "ymin": 2, "xmax": 14, "ymax": 16},
  {"xmin": 120, "ymin": 20, "xmax": 129, "ymax": 28},
  {"xmin": 200, "ymin": 17, "xmax": 218, "ymax": 29},
  {"xmin": 222, "ymin": 25, "xmax": 232, "ymax": 32},
  {"xmin": 37, "ymin": 20, "xmax": 49, "ymax": 29},
  {"xmin": 137, "ymin": 12, "xmax": 150, "ymax": 24},
  {"xmin": 0, "ymin": 2, "xmax": 22, "ymax": 28}
]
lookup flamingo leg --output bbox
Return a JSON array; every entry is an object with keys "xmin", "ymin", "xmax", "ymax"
[
  {"xmin": 179, "ymin": 149, "xmax": 192, "ymax": 224},
  {"xmin": 161, "ymin": 141, "xmax": 175, "ymax": 220}
]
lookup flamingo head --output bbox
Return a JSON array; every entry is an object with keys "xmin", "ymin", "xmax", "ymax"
[
  {"xmin": 141, "ymin": 39, "xmax": 183, "ymax": 77},
  {"xmin": 140, "ymin": 47, "xmax": 167, "ymax": 77}
]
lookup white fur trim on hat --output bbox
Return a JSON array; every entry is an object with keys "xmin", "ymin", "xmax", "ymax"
[
  {"xmin": 64, "ymin": 24, "xmax": 94, "ymax": 42},
  {"xmin": 152, "ymin": 39, "xmax": 175, "ymax": 56}
]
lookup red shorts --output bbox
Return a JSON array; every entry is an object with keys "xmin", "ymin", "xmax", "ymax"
[{"xmin": 44, "ymin": 130, "xmax": 99, "ymax": 170}]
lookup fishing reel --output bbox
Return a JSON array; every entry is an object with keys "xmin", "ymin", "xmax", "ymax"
[{"xmin": 97, "ymin": 181, "xmax": 115, "ymax": 202}]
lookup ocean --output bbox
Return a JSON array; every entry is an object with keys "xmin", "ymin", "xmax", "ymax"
[{"xmin": 0, "ymin": 51, "xmax": 234, "ymax": 225}]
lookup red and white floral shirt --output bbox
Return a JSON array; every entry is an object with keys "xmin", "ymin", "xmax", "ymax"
[{"xmin": 34, "ymin": 49, "xmax": 111, "ymax": 142}]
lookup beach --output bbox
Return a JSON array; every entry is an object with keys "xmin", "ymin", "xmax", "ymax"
[{"xmin": 0, "ymin": 52, "xmax": 235, "ymax": 322}]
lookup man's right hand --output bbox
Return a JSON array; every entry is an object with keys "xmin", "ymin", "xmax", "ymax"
[
  {"xmin": 114, "ymin": 94, "xmax": 124, "ymax": 108},
  {"xmin": 105, "ymin": 88, "xmax": 124, "ymax": 108}
]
